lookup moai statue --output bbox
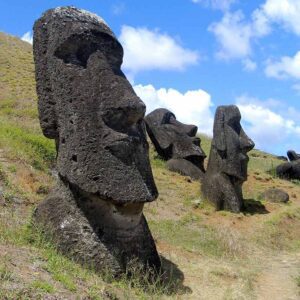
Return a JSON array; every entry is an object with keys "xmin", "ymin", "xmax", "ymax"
[
  {"xmin": 287, "ymin": 150, "xmax": 300, "ymax": 162},
  {"xmin": 145, "ymin": 108, "xmax": 206, "ymax": 180},
  {"xmin": 276, "ymin": 161, "xmax": 300, "ymax": 180},
  {"xmin": 33, "ymin": 6, "xmax": 161, "ymax": 275},
  {"xmin": 202, "ymin": 105, "xmax": 255, "ymax": 212}
]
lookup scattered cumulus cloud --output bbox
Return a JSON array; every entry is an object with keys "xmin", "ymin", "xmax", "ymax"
[
  {"xmin": 208, "ymin": 0, "xmax": 300, "ymax": 74},
  {"xmin": 242, "ymin": 58, "xmax": 257, "ymax": 72},
  {"xmin": 21, "ymin": 31, "xmax": 33, "ymax": 44},
  {"xmin": 191, "ymin": 0, "xmax": 236, "ymax": 11},
  {"xmin": 237, "ymin": 95, "xmax": 300, "ymax": 153},
  {"xmin": 209, "ymin": 9, "xmax": 270, "ymax": 61},
  {"xmin": 209, "ymin": 11, "xmax": 252, "ymax": 60},
  {"xmin": 132, "ymin": 84, "xmax": 300, "ymax": 154},
  {"xmin": 119, "ymin": 26, "xmax": 199, "ymax": 76},
  {"xmin": 265, "ymin": 51, "xmax": 300, "ymax": 79},
  {"xmin": 259, "ymin": 0, "xmax": 300, "ymax": 36},
  {"xmin": 134, "ymin": 84, "xmax": 214, "ymax": 135}
]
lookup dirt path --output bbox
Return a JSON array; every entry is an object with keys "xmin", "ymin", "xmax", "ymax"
[{"xmin": 255, "ymin": 252, "xmax": 300, "ymax": 300}]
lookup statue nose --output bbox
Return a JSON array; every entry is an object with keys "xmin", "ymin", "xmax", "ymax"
[
  {"xmin": 169, "ymin": 118, "xmax": 198, "ymax": 137},
  {"xmin": 187, "ymin": 125, "xmax": 198, "ymax": 137},
  {"xmin": 240, "ymin": 135, "xmax": 255, "ymax": 152}
]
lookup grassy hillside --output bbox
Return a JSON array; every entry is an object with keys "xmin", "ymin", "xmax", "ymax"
[{"xmin": 0, "ymin": 32, "xmax": 300, "ymax": 299}]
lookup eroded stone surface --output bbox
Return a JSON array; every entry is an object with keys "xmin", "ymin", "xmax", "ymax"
[
  {"xmin": 276, "ymin": 161, "xmax": 300, "ymax": 180},
  {"xmin": 33, "ymin": 6, "xmax": 160, "ymax": 275},
  {"xmin": 201, "ymin": 105, "xmax": 255, "ymax": 212},
  {"xmin": 260, "ymin": 188, "xmax": 289, "ymax": 203},
  {"xmin": 287, "ymin": 150, "xmax": 300, "ymax": 162},
  {"xmin": 145, "ymin": 108, "xmax": 206, "ymax": 180}
]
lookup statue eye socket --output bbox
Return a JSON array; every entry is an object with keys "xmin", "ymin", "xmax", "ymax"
[
  {"xmin": 227, "ymin": 116, "xmax": 241, "ymax": 134},
  {"xmin": 54, "ymin": 32, "xmax": 123, "ymax": 68},
  {"xmin": 55, "ymin": 40, "xmax": 99, "ymax": 68}
]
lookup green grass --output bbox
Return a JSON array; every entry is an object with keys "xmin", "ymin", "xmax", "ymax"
[
  {"xmin": 0, "ymin": 212, "xmax": 177, "ymax": 299},
  {"xmin": 31, "ymin": 280, "xmax": 56, "ymax": 293},
  {"xmin": 0, "ymin": 264, "xmax": 14, "ymax": 282},
  {"xmin": 296, "ymin": 275, "xmax": 300, "ymax": 287},
  {"xmin": 0, "ymin": 121, "xmax": 55, "ymax": 170},
  {"xmin": 198, "ymin": 133, "xmax": 212, "ymax": 156},
  {"xmin": 149, "ymin": 217, "xmax": 239, "ymax": 258},
  {"xmin": 256, "ymin": 207, "xmax": 300, "ymax": 251}
]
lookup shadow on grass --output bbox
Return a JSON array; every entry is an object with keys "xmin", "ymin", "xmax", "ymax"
[
  {"xmin": 159, "ymin": 255, "xmax": 192, "ymax": 296},
  {"xmin": 243, "ymin": 198, "xmax": 269, "ymax": 215}
]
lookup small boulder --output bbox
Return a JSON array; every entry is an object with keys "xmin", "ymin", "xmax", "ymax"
[{"xmin": 261, "ymin": 188, "xmax": 289, "ymax": 203}]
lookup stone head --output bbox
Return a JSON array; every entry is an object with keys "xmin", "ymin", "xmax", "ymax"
[
  {"xmin": 145, "ymin": 108, "xmax": 206, "ymax": 170},
  {"xmin": 33, "ymin": 7, "xmax": 157, "ymax": 204},
  {"xmin": 212, "ymin": 105, "xmax": 254, "ymax": 181}
]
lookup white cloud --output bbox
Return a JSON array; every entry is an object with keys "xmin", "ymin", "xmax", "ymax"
[
  {"xmin": 133, "ymin": 85, "xmax": 300, "ymax": 154},
  {"xmin": 237, "ymin": 95, "xmax": 300, "ymax": 153},
  {"xmin": 242, "ymin": 58, "xmax": 257, "ymax": 72},
  {"xmin": 134, "ymin": 84, "xmax": 214, "ymax": 135},
  {"xmin": 265, "ymin": 51, "xmax": 300, "ymax": 79},
  {"xmin": 191, "ymin": 0, "xmax": 236, "ymax": 11},
  {"xmin": 251, "ymin": 8, "xmax": 272, "ymax": 36},
  {"xmin": 21, "ymin": 31, "xmax": 33, "ymax": 44},
  {"xmin": 209, "ymin": 11, "xmax": 253, "ymax": 60},
  {"xmin": 209, "ymin": 9, "xmax": 271, "ymax": 61},
  {"xmin": 260, "ymin": 0, "xmax": 300, "ymax": 36},
  {"xmin": 119, "ymin": 26, "xmax": 199, "ymax": 75}
]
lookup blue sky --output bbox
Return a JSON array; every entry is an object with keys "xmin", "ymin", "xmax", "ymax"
[{"xmin": 1, "ymin": 0, "xmax": 300, "ymax": 156}]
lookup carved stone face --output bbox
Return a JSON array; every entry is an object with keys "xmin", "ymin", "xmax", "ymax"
[
  {"xmin": 33, "ymin": 7, "xmax": 157, "ymax": 204},
  {"xmin": 145, "ymin": 108, "xmax": 206, "ymax": 171},
  {"xmin": 213, "ymin": 105, "xmax": 254, "ymax": 181}
]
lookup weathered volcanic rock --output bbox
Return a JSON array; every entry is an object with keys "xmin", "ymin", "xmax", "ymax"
[
  {"xmin": 287, "ymin": 150, "xmax": 300, "ymax": 162},
  {"xmin": 33, "ymin": 6, "xmax": 160, "ymax": 275},
  {"xmin": 166, "ymin": 158, "xmax": 204, "ymax": 180},
  {"xmin": 276, "ymin": 161, "xmax": 300, "ymax": 180},
  {"xmin": 260, "ymin": 188, "xmax": 289, "ymax": 203},
  {"xmin": 201, "ymin": 105, "xmax": 255, "ymax": 212},
  {"xmin": 145, "ymin": 108, "xmax": 206, "ymax": 180}
]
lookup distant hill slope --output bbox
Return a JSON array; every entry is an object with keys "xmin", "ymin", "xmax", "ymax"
[
  {"xmin": 0, "ymin": 32, "xmax": 299, "ymax": 299},
  {"xmin": 0, "ymin": 32, "xmax": 37, "ymax": 122},
  {"xmin": 0, "ymin": 32, "xmax": 55, "ymax": 171}
]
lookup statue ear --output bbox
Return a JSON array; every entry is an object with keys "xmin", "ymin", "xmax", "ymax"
[
  {"xmin": 213, "ymin": 107, "xmax": 226, "ymax": 152},
  {"xmin": 34, "ymin": 19, "xmax": 58, "ymax": 139}
]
